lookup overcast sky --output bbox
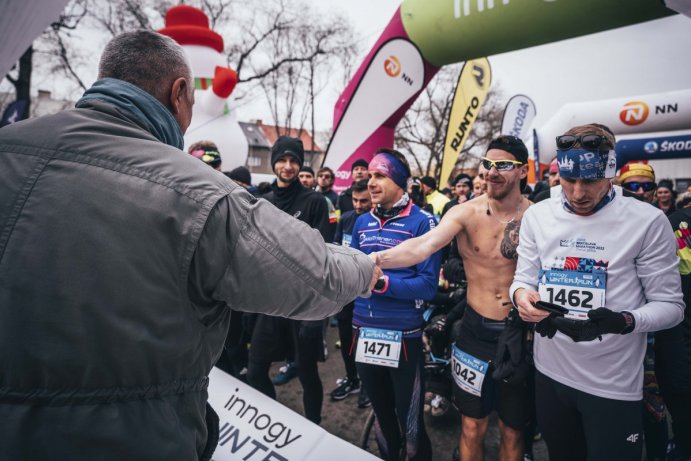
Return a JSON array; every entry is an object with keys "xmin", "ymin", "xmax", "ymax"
[
  {"xmin": 7, "ymin": 1, "xmax": 691, "ymax": 136},
  {"xmin": 260, "ymin": 1, "xmax": 691, "ymax": 133}
]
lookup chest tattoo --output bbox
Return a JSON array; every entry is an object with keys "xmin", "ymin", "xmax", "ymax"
[{"xmin": 500, "ymin": 220, "xmax": 521, "ymax": 260}]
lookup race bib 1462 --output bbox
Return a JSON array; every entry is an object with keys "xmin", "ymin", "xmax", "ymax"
[{"xmin": 538, "ymin": 269, "xmax": 607, "ymax": 320}]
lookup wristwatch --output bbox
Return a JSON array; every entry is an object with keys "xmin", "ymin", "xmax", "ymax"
[{"xmin": 621, "ymin": 311, "xmax": 636, "ymax": 335}]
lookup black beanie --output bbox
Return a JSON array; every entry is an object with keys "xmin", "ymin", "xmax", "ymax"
[
  {"xmin": 227, "ymin": 166, "xmax": 252, "ymax": 185},
  {"xmin": 420, "ymin": 176, "xmax": 437, "ymax": 190},
  {"xmin": 657, "ymin": 179, "xmax": 674, "ymax": 191},
  {"xmin": 351, "ymin": 158, "xmax": 369, "ymax": 171},
  {"xmin": 271, "ymin": 136, "xmax": 304, "ymax": 169},
  {"xmin": 487, "ymin": 135, "xmax": 529, "ymax": 164},
  {"xmin": 300, "ymin": 165, "xmax": 315, "ymax": 175}
]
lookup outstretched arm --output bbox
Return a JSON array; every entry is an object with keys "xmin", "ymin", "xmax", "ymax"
[
  {"xmin": 191, "ymin": 188, "xmax": 376, "ymax": 321},
  {"xmin": 374, "ymin": 204, "xmax": 466, "ymax": 269}
]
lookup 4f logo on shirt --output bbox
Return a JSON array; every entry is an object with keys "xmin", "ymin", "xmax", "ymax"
[{"xmin": 626, "ymin": 433, "xmax": 640, "ymax": 443}]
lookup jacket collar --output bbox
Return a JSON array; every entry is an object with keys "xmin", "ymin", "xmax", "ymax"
[{"xmin": 76, "ymin": 78, "xmax": 184, "ymax": 150}]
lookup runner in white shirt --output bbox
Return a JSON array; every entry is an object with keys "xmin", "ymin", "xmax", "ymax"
[{"xmin": 510, "ymin": 123, "xmax": 684, "ymax": 461}]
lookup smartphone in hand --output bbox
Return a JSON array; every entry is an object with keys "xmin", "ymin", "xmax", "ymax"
[{"xmin": 534, "ymin": 301, "xmax": 569, "ymax": 316}]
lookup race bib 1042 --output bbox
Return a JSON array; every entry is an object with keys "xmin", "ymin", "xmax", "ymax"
[
  {"xmin": 538, "ymin": 268, "xmax": 607, "ymax": 320},
  {"xmin": 451, "ymin": 345, "xmax": 489, "ymax": 397},
  {"xmin": 355, "ymin": 327, "xmax": 402, "ymax": 368}
]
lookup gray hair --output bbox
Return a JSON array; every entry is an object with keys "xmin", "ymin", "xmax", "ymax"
[{"xmin": 98, "ymin": 30, "xmax": 191, "ymax": 104}]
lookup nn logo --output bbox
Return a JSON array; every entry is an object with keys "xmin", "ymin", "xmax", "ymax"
[
  {"xmin": 384, "ymin": 56, "xmax": 401, "ymax": 77},
  {"xmin": 620, "ymin": 101, "xmax": 649, "ymax": 126}
]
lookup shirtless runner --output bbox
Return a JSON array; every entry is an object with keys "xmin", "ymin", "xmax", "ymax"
[{"xmin": 371, "ymin": 135, "xmax": 531, "ymax": 461}]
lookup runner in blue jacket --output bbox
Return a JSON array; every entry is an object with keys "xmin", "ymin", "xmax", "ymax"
[{"xmin": 349, "ymin": 148, "xmax": 441, "ymax": 461}]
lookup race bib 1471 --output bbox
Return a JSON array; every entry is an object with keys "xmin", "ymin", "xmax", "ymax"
[{"xmin": 355, "ymin": 327, "xmax": 402, "ymax": 368}]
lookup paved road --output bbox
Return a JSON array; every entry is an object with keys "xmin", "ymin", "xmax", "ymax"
[{"xmin": 270, "ymin": 323, "xmax": 549, "ymax": 460}]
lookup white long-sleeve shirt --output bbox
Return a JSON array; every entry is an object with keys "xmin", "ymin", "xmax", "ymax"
[{"xmin": 510, "ymin": 186, "xmax": 684, "ymax": 400}]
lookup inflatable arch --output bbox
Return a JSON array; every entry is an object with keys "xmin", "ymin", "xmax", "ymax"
[
  {"xmin": 323, "ymin": 0, "xmax": 679, "ymax": 192},
  {"xmin": 533, "ymin": 88, "xmax": 691, "ymax": 171}
]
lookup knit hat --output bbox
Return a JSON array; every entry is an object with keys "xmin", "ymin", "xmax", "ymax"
[
  {"xmin": 351, "ymin": 158, "xmax": 369, "ymax": 171},
  {"xmin": 300, "ymin": 166, "xmax": 315, "ymax": 175},
  {"xmin": 420, "ymin": 176, "xmax": 437, "ymax": 190},
  {"xmin": 657, "ymin": 179, "xmax": 674, "ymax": 191},
  {"xmin": 453, "ymin": 173, "xmax": 472, "ymax": 186},
  {"xmin": 271, "ymin": 136, "xmax": 304, "ymax": 169},
  {"xmin": 227, "ymin": 166, "xmax": 251, "ymax": 185},
  {"xmin": 619, "ymin": 163, "xmax": 655, "ymax": 183},
  {"xmin": 487, "ymin": 135, "xmax": 529, "ymax": 164}
]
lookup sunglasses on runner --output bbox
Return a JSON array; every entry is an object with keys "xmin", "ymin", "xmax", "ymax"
[
  {"xmin": 621, "ymin": 181, "xmax": 657, "ymax": 192},
  {"xmin": 556, "ymin": 134, "xmax": 610, "ymax": 152},
  {"xmin": 481, "ymin": 157, "xmax": 524, "ymax": 172}
]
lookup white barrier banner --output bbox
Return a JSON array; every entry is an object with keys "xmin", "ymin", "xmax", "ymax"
[
  {"xmin": 208, "ymin": 367, "xmax": 379, "ymax": 461},
  {"xmin": 501, "ymin": 94, "xmax": 537, "ymax": 142}
]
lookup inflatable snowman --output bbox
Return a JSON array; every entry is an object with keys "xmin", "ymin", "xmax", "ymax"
[{"xmin": 159, "ymin": 5, "xmax": 249, "ymax": 171}]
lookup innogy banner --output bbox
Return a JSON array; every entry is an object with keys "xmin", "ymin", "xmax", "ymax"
[
  {"xmin": 440, "ymin": 57, "xmax": 492, "ymax": 186},
  {"xmin": 324, "ymin": 38, "xmax": 425, "ymax": 193},
  {"xmin": 208, "ymin": 367, "xmax": 379, "ymax": 461}
]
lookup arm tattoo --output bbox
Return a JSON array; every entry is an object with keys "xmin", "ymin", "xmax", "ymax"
[{"xmin": 500, "ymin": 220, "xmax": 521, "ymax": 260}]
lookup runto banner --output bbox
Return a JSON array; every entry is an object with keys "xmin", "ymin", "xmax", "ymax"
[{"xmin": 440, "ymin": 57, "xmax": 492, "ymax": 186}]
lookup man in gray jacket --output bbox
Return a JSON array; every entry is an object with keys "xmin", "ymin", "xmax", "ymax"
[{"xmin": 0, "ymin": 30, "xmax": 377, "ymax": 461}]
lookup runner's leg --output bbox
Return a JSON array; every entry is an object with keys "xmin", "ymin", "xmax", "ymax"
[
  {"xmin": 357, "ymin": 361, "xmax": 400, "ymax": 461},
  {"xmin": 535, "ymin": 370, "xmax": 586, "ymax": 461}
]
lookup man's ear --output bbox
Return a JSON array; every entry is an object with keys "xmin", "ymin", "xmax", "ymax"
[
  {"xmin": 521, "ymin": 163, "xmax": 529, "ymax": 179},
  {"xmin": 169, "ymin": 77, "xmax": 188, "ymax": 115}
]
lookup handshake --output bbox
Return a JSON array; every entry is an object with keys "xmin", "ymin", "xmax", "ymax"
[
  {"xmin": 514, "ymin": 289, "xmax": 635, "ymax": 342},
  {"xmin": 369, "ymin": 252, "xmax": 385, "ymax": 292}
]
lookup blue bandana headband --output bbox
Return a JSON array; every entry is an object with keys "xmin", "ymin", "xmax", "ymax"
[
  {"xmin": 369, "ymin": 152, "xmax": 410, "ymax": 190},
  {"xmin": 556, "ymin": 148, "xmax": 617, "ymax": 179}
]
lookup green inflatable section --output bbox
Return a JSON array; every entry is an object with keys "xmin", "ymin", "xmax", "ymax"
[{"xmin": 400, "ymin": 0, "xmax": 675, "ymax": 67}]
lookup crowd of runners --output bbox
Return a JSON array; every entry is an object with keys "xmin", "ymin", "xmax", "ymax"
[
  {"xmin": 2, "ymin": 29, "xmax": 690, "ymax": 461},
  {"xmin": 211, "ymin": 123, "xmax": 690, "ymax": 461}
]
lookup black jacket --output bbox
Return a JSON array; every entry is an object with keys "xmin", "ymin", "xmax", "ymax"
[
  {"xmin": 264, "ymin": 180, "xmax": 329, "ymax": 239},
  {"xmin": 338, "ymin": 186, "xmax": 354, "ymax": 214}
]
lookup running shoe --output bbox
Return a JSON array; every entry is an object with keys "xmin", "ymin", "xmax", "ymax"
[
  {"xmin": 272, "ymin": 362, "xmax": 298, "ymax": 386},
  {"xmin": 330, "ymin": 377, "xmax": 360, "ymax": 400},
  {"xmin": 357, "ymin": 387, "xmax": 372, "ymax": 408}
]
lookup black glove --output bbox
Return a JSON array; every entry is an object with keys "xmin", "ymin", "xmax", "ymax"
[
  {"xmin": 553, "ymin": 308, "xmax": 635, "ymax": 342},
  {"xmin": 424, "ymin": 315, "xmax": 447, "ymax": 337},
  {"xmin": 534, "ymin": 314, "xmax": 559, "ymax": 339},
  {"xmin": 492, "ymin": 310, "xmax": 529, "ymax": 384},
  {"xmin": 449, "ymin": 287, "xmax": 466, "ymax": 301}
]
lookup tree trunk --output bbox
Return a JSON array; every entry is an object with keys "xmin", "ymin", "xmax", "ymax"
[{"xmin": 12, "ymin": 46, "xmax": 33, "ymax": 118}]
